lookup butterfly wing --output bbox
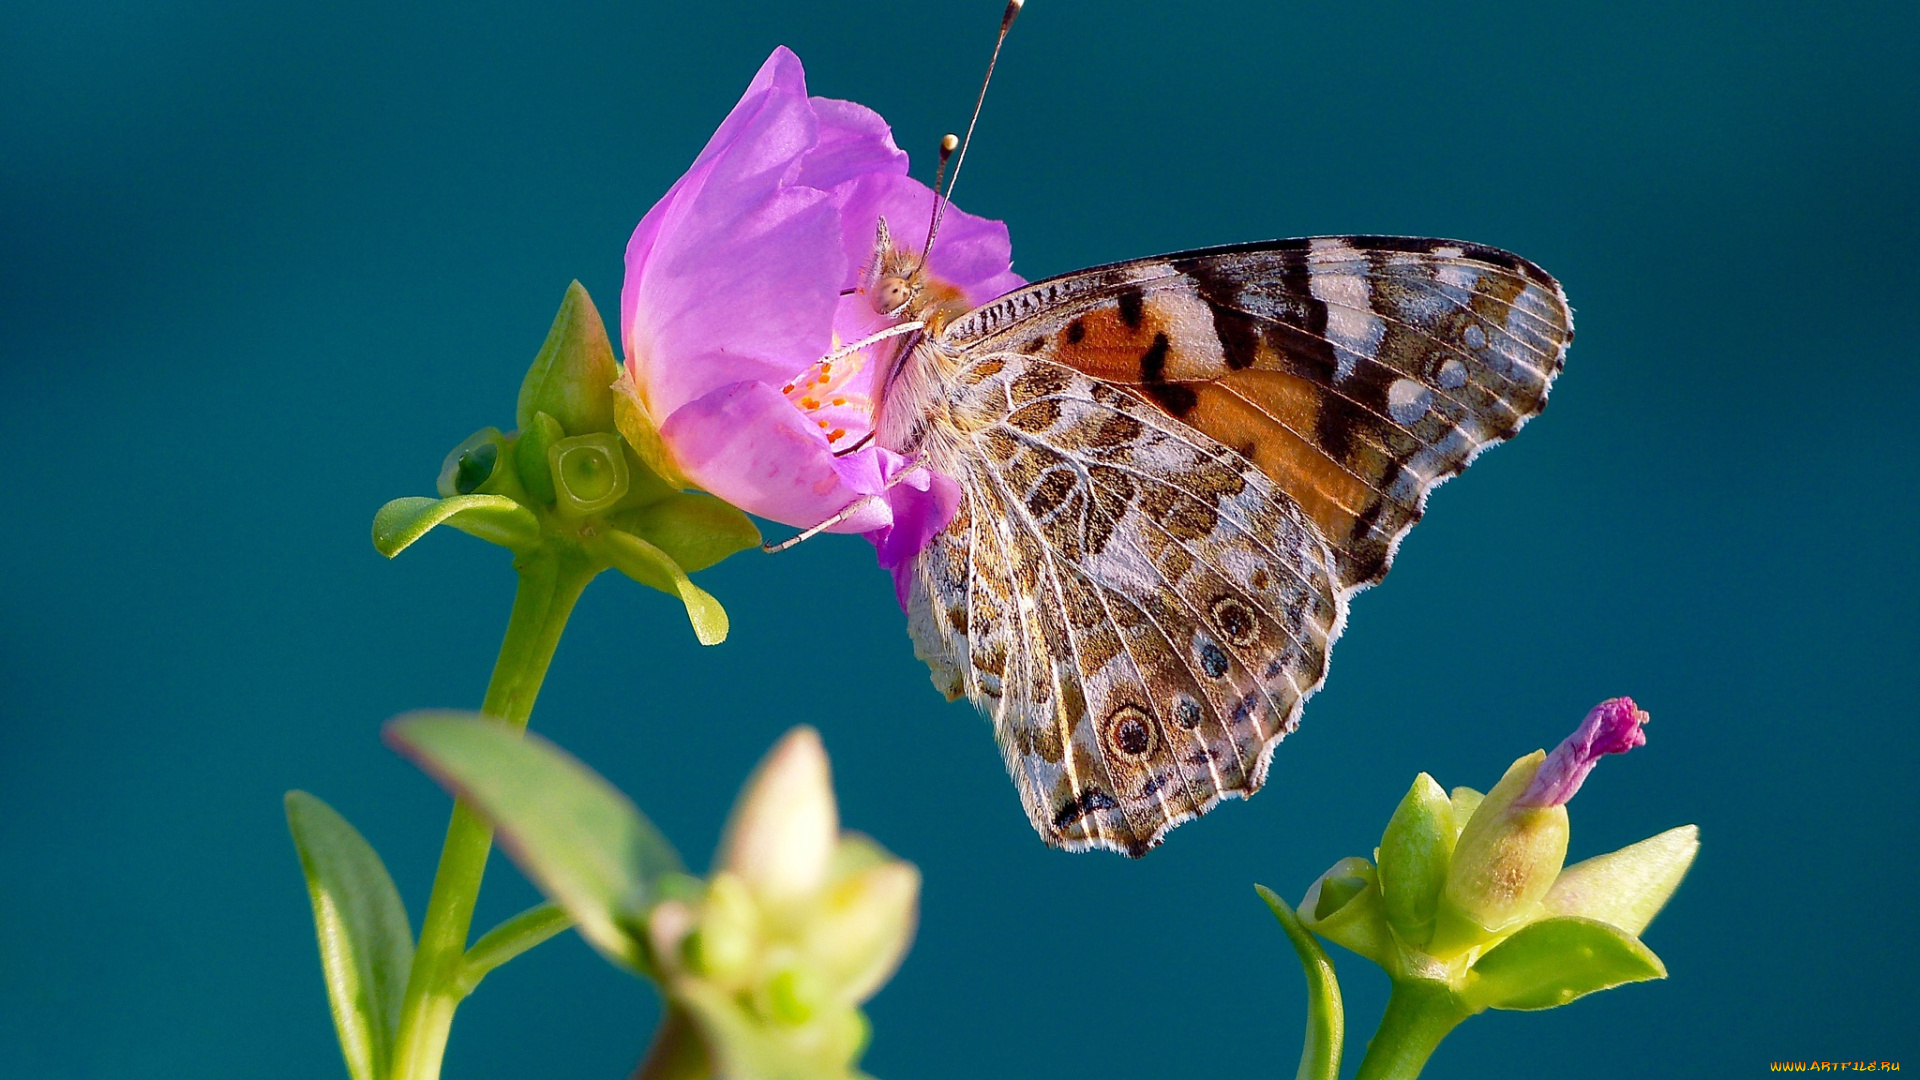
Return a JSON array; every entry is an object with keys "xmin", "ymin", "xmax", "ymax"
[
  {"xmin": 941, "ymin": 236, "xmax": 1573, "ymax": 590},
  {"xmin": 904, "ymin": 357, "xmax": 1343, "ymax": 855},
  {"xmin": 907, "ymin": 237, "xmax": 1572, "ymax": 855}
]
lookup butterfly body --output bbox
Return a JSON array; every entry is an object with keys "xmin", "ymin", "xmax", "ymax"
[{"xmin": 869, "ymin": 236, "xmax": 1573, "ymax": 855}]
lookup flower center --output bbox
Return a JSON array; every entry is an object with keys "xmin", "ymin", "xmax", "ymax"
[{"xmin": 780, "ymin": 346, "xmax": 872, "ymax": 450}]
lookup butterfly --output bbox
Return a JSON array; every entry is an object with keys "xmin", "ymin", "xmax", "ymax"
[{"xmin": 857, "ymin": 229, "xmax": 1572, "ymax": 856}]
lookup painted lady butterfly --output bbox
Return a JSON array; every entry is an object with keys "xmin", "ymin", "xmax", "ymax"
[{"xmin": 850, "ymin": 5, "xmax": 1572, "ymax": 855}]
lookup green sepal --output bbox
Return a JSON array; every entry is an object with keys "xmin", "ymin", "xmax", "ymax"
[
  {"xmin": 284, "ymin": 791, "xmax": 415, "ymax": 1080},
  {"xmin": 1296, "ymin": 857, "xmax": 1394, "ymax": 969},
  {"xmin": 1544, "ymin": 824, "xmax": 1699, "ymax": 936},
  {"xmin": 456, "ymin": 903, "xmax": 573, "ymax": 997},
  {"xmin": 437, "ymin": 428, "xmax": 508, "ymax": 498},
  {"xmin": 1377, "ymin": 773, "xmax": 1457, "ymax": 948},
  {"xmin": 1254, "ymin": 885, "xmax": 1344, "ymax": 1080},
  {"xmin": 517, "ymin": 281, "xmax": 617, "ymax": 437},
  {"xmin": 804, "ymin": 850, "xmax": 920, "ymax": 1006},
  {"xmin": 613, "ymin": 492, "xmax": 762, "ymax": 574},
  {"xmin": 585, "ymin": 528, "xmax": 730, "ymax": 645},
  {"xmin": 372, "ymin": 495, "xmax": 539, "ymax": 557},
  {"xmin": 515, "ymin": 411, "xmax": 565, "ymax": 505},
  {"xmin": 673, "ymin": 980, "xmax": 871, "ymax": 1080},
  {"xmin": 1449, "ymin": 786, "xmax": 1484, "ymax": 831},
  {"xmin": 384, "ymin": 712, "xmax": 683, "ymax": 975},
  {"xmin": 1456, "ymin": 915, "xmax": 1666, "ymax": 1012},
  {"xmin": 613, "ymin": 377, "xmax": 693, "ymax": 491}
]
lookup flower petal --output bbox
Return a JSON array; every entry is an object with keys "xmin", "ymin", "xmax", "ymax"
[
  {"xmin": 1518, "ymin": 698, "xmax": 1650, "ymax": 808},
  {"xmin": 864, "ymin": 463, "xmax": 960, "ymax": 610},
  {"xmin": 622, "ymin": 48, "xmax": 845, "ymax": 419},
  {"xmin": 658, "ymin": 379, "xmax": 894, "ymax": 533},
  {"xmin": 798, "ymin": 96, "xmax": 909, "ymax": 190}
]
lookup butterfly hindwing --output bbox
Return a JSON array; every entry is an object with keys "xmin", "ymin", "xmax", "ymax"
[
  {"xmin": 906, "ymin": 355, "xmax": 1343, "ymax": 854},
  {"xmin": 942, "ymin": 236, "xmax": 1573, "ymax": 592}
]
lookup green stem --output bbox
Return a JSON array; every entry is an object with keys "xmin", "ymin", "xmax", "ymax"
[
  {"xmin": 629, "ymin": 1006, "xmax": 710, "ymax": 1080},
  {"xmin": 389, "ymin": 552, "xmax": 597, "ymax": 1080},
  {"xmin": 1353, "ymin": 979, "xmax": 1473, "ymax": 1080}
]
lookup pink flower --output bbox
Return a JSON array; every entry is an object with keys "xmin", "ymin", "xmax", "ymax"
[
  {"xmin": 1518, "ymin": 697, "xmax": 1650, "ymax": 808},
  {"xmin": 619, "ymin": 47, "xmax": 1022, "ymax": 602}
]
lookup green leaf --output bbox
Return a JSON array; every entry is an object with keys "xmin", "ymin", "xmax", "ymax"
[
  {"xmin": 385, "ymin": 712, "xmax": 682, "ymax": 973},
  {"xmin": 587, "ymin": 528, "xmax": 730, "ymax": 645},
  {"xmin": 1457, "ymin": 915, "xmax": 1667, "ymax": 1012},
  {"xmin": 456, "ymin": 903, "xmax": 574, "ymax": 997},
  {"xmin": 517, "ymin": 280, "xmax": 618, "ymax": 437},
  {"xmin": 284, "ymin": 791, "xmax": 415, "ymax": 1080},
  {"xmin": 372, "ymin": 495, "xmax": 539, "ymax": 557},
  {"xmin": 1256, "ymin": 885, "xmax": 1344, "ymax": 1080},
  {"xmin": 621, "ymin": 492, "xmax": 762, "ymax": 574},
  {"xmin": 1376, "ymin": 773, "xmax": 1457, "ymax": 948}
]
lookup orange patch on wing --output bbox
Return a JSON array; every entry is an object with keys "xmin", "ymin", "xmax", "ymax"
[{"xmin": 1181, "ymin": 372, "xmax": 1374, "ymax": 543}]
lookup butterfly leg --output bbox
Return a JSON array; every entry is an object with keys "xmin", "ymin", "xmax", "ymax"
[
  {"xmin": 760, "ymin": 496, "xmax": 887, "ymax": 553},
  {"xmin": 761, "ymin": 457, "xmax": 938, "ymax": 553},
  {"xmin": 819, "ymin": 320, "xmax": 926, "ymax": 366}
]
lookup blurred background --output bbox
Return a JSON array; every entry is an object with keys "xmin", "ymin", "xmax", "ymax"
[{"xmin": 3, "ymin": 0, "xmax": 1915, "ymax": 1076}]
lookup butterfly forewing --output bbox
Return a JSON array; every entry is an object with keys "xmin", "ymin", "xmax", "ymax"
[
  {"xmin": 944, "ymin": 236, "xmax": 1574, "ymax": 591},
  {"xmin": 904, "ymin": 236, "xmax": 1571, "ymax": 855}
]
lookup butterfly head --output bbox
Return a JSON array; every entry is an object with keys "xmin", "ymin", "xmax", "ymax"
[{"xmin": 861, "ymin": 216, "xmax": 970, "ymax": 330}]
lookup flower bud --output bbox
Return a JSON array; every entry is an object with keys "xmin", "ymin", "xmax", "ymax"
[
  {"xmin": 548, "ymin": 432, "xmax": 630, "ymax": 515},
  {"xmin": 1429, "ymin": 700, "xmax": 1650, "ymax": 958},
  {"xmin": 717, "ymin": 727, "xmax": 838, "ymax": 907},
  {"xmin": 1429, "ymin": 751, "xmax": 1568, "ymax": 958},
  {"xmin": 1376, "ymin": 773, "xmax": 1457, "ymax": 948},
  {"xmin": 517, "ymin": 280, "xmax": 617, "ymax": 437}
]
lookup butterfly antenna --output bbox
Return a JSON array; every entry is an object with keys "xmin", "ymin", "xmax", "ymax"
[
  {"xmin": 920, "ymin": 132, "xmax": 960, "ymax": 244},
  {"xmin": 917, "ymin": 0, "xmax": 1023, "ymax": 271}
]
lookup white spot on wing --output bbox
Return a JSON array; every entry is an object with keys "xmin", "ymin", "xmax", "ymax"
[
  {"xmin": 1307, "ymin": 239, "xmax": 1383, "ymax": 381},
  {"xmin": 1387, "ymin": 377, "xmax": 1432, "ymax": 425}
]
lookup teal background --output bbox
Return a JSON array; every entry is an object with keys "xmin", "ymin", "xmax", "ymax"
[{"xmin": 3, "ymin": 0, "xmax": 1915, "ymax": 1076}]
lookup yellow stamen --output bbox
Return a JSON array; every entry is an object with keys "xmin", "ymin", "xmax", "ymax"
[
  {"xmin": 800, "ymin": 397, "xmax": 819, "ymax": 410},
  {"xmin": 827, "ymin": 428, "xmax": 846, "ymax": 442}
]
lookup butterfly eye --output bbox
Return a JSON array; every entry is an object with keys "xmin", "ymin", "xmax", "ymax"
[{"xmin": 870, "ymin": 275, "xmax": 913, "ymax": 314}]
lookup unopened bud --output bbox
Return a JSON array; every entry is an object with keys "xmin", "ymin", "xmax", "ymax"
[
  {"xmin": 1377, "ymin": 773, "xmax": 1457, "ymax": 948},
  {"xmin": 1429, "ymin": 751, "xmax": 1568, "ymax": 958}
]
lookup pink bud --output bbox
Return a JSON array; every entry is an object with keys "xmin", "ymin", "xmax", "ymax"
[{"xmin": 1518, "ymin": 698, "xmax": 1649, "ymax": 808}]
